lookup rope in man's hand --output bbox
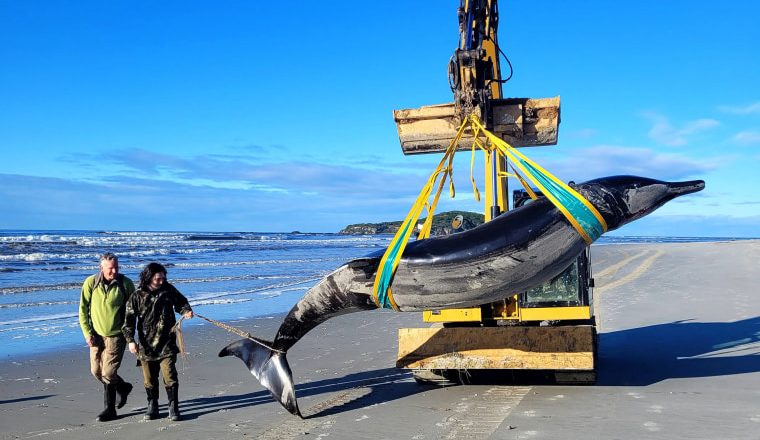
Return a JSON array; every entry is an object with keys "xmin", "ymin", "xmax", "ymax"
[{"xmin": 171, "ymin": 312, "xmax": 285, "ymax": 360}]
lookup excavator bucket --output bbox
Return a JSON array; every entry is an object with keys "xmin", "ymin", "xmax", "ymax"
[{"xmin": 393, "ymin": 96, "xmax": 560, "ymax": 155}]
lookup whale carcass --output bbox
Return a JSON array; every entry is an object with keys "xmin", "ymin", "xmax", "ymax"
[{"xmin": 220, "ymin": 175, "xmax": 705, "ymax": 416}]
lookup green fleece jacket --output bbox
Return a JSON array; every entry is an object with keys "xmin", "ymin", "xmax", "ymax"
[{"xmin": 79, "ymin": 273, "xmax": 135, "ymax": 339}]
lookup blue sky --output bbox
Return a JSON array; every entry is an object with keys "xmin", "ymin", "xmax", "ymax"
[{"xmin": 1, "ymin": 1, "xmax": 758, "ymax": 236}]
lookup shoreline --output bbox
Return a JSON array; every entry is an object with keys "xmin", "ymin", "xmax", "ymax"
[
  {"xmin": 2, "ymin": 240, "xmax": 760, "ymax": 439},
  {"xmin": 3, "ymin": 237, "xmax": 757, "ymax": 360},
  {"xmin": 0, "ymin": 312, "xmax": 289, "ymax": 366}
]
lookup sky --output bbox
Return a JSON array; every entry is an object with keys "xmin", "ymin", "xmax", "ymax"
[{"xmin": 1, "ymin": 1, "xmax": 758, "ymax": 236}]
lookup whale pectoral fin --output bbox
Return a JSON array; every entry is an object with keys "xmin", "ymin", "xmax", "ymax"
[{"xmin": 219, "ymin": 339, "xmax": 302, "ymax": 417}]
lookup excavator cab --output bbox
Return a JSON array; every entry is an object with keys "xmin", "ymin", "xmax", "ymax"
[
  {"xmin": 420, "ymin": 188, "xmax": 593, "ymax": 328},
  {"xmin": 421, "ymin": 190, "xmax": 594, "ymax": 328},
  {"xmin": 513, "ymin": 189, "xmax": 594, "ymax": 324}
]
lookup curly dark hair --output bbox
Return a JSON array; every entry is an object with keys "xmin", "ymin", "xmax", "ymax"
[{"xmin": 139, "ymin": 262, "xmax": 167, "ymax": 290}]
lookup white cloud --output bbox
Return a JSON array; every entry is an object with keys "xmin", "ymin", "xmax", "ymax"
[
  {"xmin": 4, "ymin": 171, "xmax": 753, "ymax": 236},
  {"xmin": 641, "ymin": 112, "xmax": 719, "ymax": 147},
  {"xmin": 0, "ymin": 173, "xmax": 421, "ymax": 232},
  {"xmin": 718, "ymin": 102, "xmax": 760, "ymax": 114},
  {"xmin": 64, "ymin": 147, "xmax": 430, "ymax": 200},
  {"xmin": 733, "ymin": 130, "xmax": 760, "ymax": 145},
  {"xmin": 527, "ymin": 145, "xmax": 715, "ymax": 183}
]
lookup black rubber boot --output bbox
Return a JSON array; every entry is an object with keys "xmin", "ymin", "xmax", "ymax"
[
  {"xmin": 166, "ymin": 384, "xmax": 180, "ymax": 421},
  {"xmin": 96, "ymin": 383, "xmax": 117, "ymax": 422},
  {"xmin": 144, "ymin": 387, "xmax": 159, "ymax": 420},
  {"xmin": 116, "ymin": 380, "xmax": 133, "ymax": 409}
]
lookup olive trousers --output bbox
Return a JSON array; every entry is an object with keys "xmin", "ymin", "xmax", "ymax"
[{"xmin": 140, "ymin": 355, "xmax": 178, "ymax": 389}]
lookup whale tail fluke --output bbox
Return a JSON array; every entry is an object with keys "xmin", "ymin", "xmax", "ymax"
[{"xmin": 219, "ymin": 339, "xmax": 301, "ymax": 417}]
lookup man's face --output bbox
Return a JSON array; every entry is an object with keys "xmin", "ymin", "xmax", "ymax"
[
  {"xmin": 101, "ymin": 259, "xmax": 119, "ymax": 282},
  {"xmin": 149, "ymin": 272, "xmax": 166, "ymax": 291}
]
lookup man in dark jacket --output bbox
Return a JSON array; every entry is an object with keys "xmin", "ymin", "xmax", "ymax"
[
  {"xmin": 79, "ymin": 252, "xmax": 135, "ymax": 422},
  {"xmin": 123, "ymin": 262, "xmax": 193, "ymax": 421}
]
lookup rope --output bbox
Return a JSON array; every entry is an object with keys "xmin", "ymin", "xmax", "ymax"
[
  {"xmin": 174, "ymin": 313, "xmax": 285, "ymax": 354},
  {"xmin": 173, "ymin": 317, "xmax": 189, "ymax": 369}
]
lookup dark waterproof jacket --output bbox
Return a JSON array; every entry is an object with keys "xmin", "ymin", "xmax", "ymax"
[{"xmin": 122, "ymin": 282, "xmax": 192, "ymax": 361}]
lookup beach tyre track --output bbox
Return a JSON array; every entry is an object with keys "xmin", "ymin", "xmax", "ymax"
[
  {"xmin": 428, "ymin": 386, "xmax": 530, "ymax": 440},
  {"xmin": 254, "ymin": 385, "xmax": 530, "ymax": 439},
  {"xmin": 594, "ymin": 250, "xmax": 651, "ymax": 280},
  {"xmin": 595, "ymin": 250, "xmax": 663, "ymax": 295},
  {"xmin": 253, "ymin": 388, "xmax": 370, "ymax": 440},
  {"xmin": 594, "ymin": 250, "xmax": 663, "ymax": 329}
]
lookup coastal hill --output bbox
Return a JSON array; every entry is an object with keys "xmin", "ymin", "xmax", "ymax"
[{"xmin": 339, "ymin": 210, "xmax": 484, "ymax": 235}]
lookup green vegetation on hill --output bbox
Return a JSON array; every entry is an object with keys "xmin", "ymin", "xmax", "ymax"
[{"xmin": 339, "ymin": 210, "xmax": 484, "ymax": 235}]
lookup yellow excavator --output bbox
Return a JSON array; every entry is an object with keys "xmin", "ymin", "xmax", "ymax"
[{"xmin": 393, "ymin": 0, "xmax": 597, "ymax": 384}]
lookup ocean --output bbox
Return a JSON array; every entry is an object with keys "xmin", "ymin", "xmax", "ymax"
[{"xmin": 0, "ymin": 230, "xmax": 750, "ymax": 358}]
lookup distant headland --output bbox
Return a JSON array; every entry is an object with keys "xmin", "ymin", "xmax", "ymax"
[{"xmin": 339, "ymin": 210, "xmax": 484, "ymax": 235}]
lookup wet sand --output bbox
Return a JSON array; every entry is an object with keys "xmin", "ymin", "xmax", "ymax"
[{"xmin": 2, "ymin": 240, "xmax": 760, "ymax": 439}]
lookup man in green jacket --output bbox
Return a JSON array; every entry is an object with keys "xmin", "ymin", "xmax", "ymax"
[{"xmin": 79, "ymin": 252, "xmax": 136, "ymax": 422}]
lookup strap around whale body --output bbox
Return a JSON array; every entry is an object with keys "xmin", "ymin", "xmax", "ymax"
[
  {"xmin": 372, "ymin": 115, "xmax": 608, "ymax": 310},
  {"xmin": 371, "ymin": 116, "xmax": 470, "ymax": 310},
  {"xmin": 468, "ymin": 115, "xmax": 608, "ymax": 244}
]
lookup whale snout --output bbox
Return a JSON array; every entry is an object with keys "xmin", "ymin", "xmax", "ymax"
[
  {"xmin": 581, "ymin": 175, "xmax": 707, "ymax": 232},
  {"xmin": 667, "ymin": 179, "xmax": 705, "ymax": 197}
]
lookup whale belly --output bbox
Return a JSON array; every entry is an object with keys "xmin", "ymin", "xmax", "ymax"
[{"xmin": 390, "ymin": 219, "xmax": 585, "ymax": 311}]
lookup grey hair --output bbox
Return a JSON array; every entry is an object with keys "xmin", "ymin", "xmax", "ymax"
[{"xmin": 99, "ymin": 252, "xmax": 118, "ymax": 263}]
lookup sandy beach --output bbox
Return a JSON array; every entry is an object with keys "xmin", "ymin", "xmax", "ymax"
[{"xmin": 2, "ymin": 240, "xmax": 760, "ymax": 439}]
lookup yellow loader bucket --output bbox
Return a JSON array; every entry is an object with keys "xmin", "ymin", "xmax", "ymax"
[{"xmin": 393, "ymin": 96, "xmax": 560, "ymax": 155}]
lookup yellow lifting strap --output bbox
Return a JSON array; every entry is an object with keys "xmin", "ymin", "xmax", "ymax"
[
  {"xmin": 372, "ymin": 114, "xmax": 608, "ymax": 310},
  {"xmin": 371, "ymin": 118, "xmax": 469, "ymax": 310},
  {"xmin": 502, "ymin": 162, "xmax": 539, "ymax": 201},
  {"xmin": 468, "ymin": 114, "xmax": 608, "ymax": 243}
]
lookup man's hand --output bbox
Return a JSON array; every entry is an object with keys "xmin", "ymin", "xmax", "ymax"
[
  {"xmin": 129, "ymin": 342, "xmax": 138, "ymax": 354},
  {"xmin": 86, "ymin": 335, "xmax": 96, "ymax": 347},
  {"xmin": 183, "ymin": 310, "xmax": 194, "ymax": 319}
]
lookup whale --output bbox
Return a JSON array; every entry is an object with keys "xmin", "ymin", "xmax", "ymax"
[{"xmin": 219, "ymin": 175, "xmax": 705, "ymax": 416}]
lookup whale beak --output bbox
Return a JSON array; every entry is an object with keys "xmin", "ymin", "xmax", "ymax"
[{"xmin": 667, "ymin": 179, "xmax": 705, "ymax": 196}]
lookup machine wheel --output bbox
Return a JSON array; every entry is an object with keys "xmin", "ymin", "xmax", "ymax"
[
  {"xmin": 412, "ymin": 369, "xmax": 459, "ymax": 386},
  {"xmin": 554, "ymin": 371, "xmax": 596, "ymax": 384}
]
